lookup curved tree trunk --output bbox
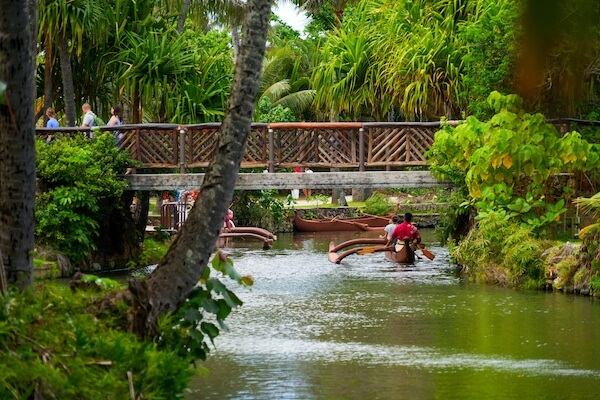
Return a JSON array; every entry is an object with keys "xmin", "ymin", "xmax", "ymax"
[
  {"xmin": 58, "ymin": 34, "xmax": 76, "ymax": 126},
  {"xmin": 124, "ymin": 0, "xmax": 272, "ymax": 337},
  {"xmin": 0, "ymin": 0, "xmax": 37, "ymax": 288}
]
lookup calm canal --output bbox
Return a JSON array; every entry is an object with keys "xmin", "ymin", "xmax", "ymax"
[{"xmin": 187, "ymin": 230, "xmax": 600, "ymax": 399}]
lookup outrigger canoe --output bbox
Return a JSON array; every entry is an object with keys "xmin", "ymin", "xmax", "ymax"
[
  {"xmin": 294, "ymin": 211, "xmax": 389, "ymax": 232},
  {"xmin": 328, "ymin": 238, "xmax": 415, "ymax": 264},
  {"xmin": 218, "ymin": 226, "xmax": 277, "ymax": 249}
]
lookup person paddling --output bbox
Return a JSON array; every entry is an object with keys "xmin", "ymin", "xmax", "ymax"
[
  {"xmin": 381, "ymin": 214, "xmax": 401, "ymax": 242},
  {"xmin": 389, "ymin": 212, "xmax": 421, "ymax": 251}
]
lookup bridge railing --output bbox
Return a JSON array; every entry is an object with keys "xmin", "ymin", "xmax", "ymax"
[{"xmin": 36, "ymin": 121, "xmax": 451, "ymax": 172}]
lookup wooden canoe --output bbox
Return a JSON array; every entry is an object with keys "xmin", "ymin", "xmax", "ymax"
[
  {"xmin": 384, "ymin": 240, "xmax": 415, "ymax": 263},
  {"xmin": 294, "ymin": 212, "xmax": 388, "ymax": 232},
  {"xmin": 218, "ymin": 226, "xmax": 277, "ymax": 249}
]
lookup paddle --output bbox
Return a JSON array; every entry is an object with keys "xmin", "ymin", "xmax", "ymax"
[
  {"xmin": 357, "ymin": 246, "xmax": 390, "ymax": 255},
  {"xmin": 417, "ymin": 244, "xmax": 435, "ymax": 260}
]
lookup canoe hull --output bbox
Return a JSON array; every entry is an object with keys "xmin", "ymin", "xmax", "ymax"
[
  {"xmin": 294, "ymin": 212, "xmax": 388, "ymax": 232},
  {"xmin": 328, "ymin": 238, "xmax": 414, "ymax": 264},
  {"xmin": 385, "ymin": 241, "xmax": 415, "ymax": 263}
]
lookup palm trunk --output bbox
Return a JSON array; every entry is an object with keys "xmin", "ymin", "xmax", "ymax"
[
  {"xmin": 133, "ymin": 86, "xmax": 141, "ymax": 123},
  {"xmin": 125, "ymin": 0, "xmax": 272, "ymax": 337},
  {"xmin": 177, "ymin": 0, "xmax": 192, "ymax": 33},
  {"xmin": 231, "ymin": 25, "xmax": 240, "ymax": 61},
  {"xmin": 58, "ymin": 33, "xmax": 76, "ymax": 126},
  {"xmin": 0, "ymin": 0, "xmax": 37, "ymax": 288},
  {"xmin": 43, "ymin": 40, "xmax": 54, "ymax": 121}
]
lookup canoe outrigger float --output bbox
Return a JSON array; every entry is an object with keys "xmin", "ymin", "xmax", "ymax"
[{"xmin": 328, "ymin": 238, "xmax": 415, "ymax": 264}]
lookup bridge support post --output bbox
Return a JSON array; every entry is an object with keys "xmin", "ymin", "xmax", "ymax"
[
  {"xmin": 359, "ymin": 127, "xmax": 365, "ymax": 172},
  {"xmin": 178, "ymin": 127, "xmax": 186, "ymax": 174},
  {"xmin": 353, "ymin": 127, "xmax": 371, "ymax": 201},
  {"xmin": 268, "ymin": 128, "xmax": 275, "ymax": 173}
]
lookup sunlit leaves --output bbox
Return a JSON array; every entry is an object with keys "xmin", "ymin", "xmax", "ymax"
[
  {"xmin": 35, "ymin": 134, "xmax": 131, "ymax": 262},
  {"xmin": 312, "ymin": 0, "xmax": 517, "ymax": 120},
  {"xmin": 428, "ymin": 91, "xmax": 600, "ymax": 232}
]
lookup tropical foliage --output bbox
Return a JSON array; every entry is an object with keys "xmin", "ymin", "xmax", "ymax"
[
  {"xmin": 312, "ymin": 0, "xmax": 518, "ymax": 121},
  {"xmin": 36, "ymin": 0, "xmax": 600, "ymax": 125},
  {"xmin": 428, "ymin": 92, "xmax": 600, "ymax": 234},
  {"xmin": 452, "ymin": 211, "xmax": 547, "ymax": 288},
  {"xmin": 0, "ymin": 249, "xmax": 253, "ymax": 397},
  {"xmin": 0, "ymin": 282, "xmax": 194, "ymax": 398},
  {"xmin": 35, "ymin": 134, "xmax": 132, "ymax": 263}
]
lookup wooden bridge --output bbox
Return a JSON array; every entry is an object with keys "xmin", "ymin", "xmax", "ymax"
[{"xmin": 36, "ymin": 122, "xmax": 456, "ymax": 190}]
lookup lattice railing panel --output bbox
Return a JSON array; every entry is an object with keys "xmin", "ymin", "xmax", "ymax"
[
  {"xmin": 187, "ymin": 127, "xmax": 219, "ymax": 166},
  {"xmin": 244, "ymin": 127, "xmax": 268, "ymax": 165},
  {"xmin": 36, "ymin": 122, "xmax": 443, "ymax": 170},
  {"xmin": 367, "ymin": 126, "xmax": 437, "ymax": 165},
  {"xmin": 408, "ymin": 127, "xmax": 436, "ymax": 163},
  {"xmin": 315, "ymin": 128, "xmax": 358, "ymax": 165},
  {"xmin": 274, "ymin": 128, "xmax": 359, "ymax": 167},
  {"xmin": 115, "ymin": 128, "xmax": 140, "ymax": 160},
  {"xmin": 138, "ymin": 129, "xmax": 178, "ymax": 167},
  {"xmin": 276, "ymin": 129, "xmax": 319, "ymax": 165}
]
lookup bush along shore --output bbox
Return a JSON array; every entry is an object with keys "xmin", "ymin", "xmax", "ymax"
[{"xmin": 451, "ymin": 211, "xmax": 600, "ymax": 298}]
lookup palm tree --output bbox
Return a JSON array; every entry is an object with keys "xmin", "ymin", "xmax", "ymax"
[
  {"xmin": 109, "ymin": 30, "xmax": 197, "ymax": 122},
  {"xmin": 0, "ymin": 0, "xmax": 37, "ymax": 288},
  {"xmin": 260, "ymin": 46, "xmax": 315, "ymax": 118},
  {"xmin": 38, "ymin": 0, "xmax": 105, "ymax": 126},
  {"xmin": 312, "ymin": 27, "xmax": 384, "ymax": 120}
]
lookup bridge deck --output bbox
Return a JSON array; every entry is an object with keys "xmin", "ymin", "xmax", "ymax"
[{"xmin": 124, "ymin": 171, "xmax": 449, "ymax": 191}]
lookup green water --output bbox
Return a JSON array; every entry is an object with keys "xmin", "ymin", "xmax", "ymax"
[{"xmin": 187, "ymin": 231, "xmax": 600, "ymax": 399}]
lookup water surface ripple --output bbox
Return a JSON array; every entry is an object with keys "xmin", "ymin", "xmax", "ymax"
[{"xmin": 188, "ymin": 231, "xmax": 600, "ymax": 400}]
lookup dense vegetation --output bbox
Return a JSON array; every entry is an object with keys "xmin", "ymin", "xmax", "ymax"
[
  {"xmin": 427, "ymin": 92, "xmax": 600, "ymax": 289},
  {"xmin": 36, "ymin": 133, "xmax": 134, "ymax": 266},
  {"xmin": 4, "ymin": 0, "xmax": 598, "ymax": 397},
  {"xmin": 0, "ymin": 251, "xmax": 252, "ymax": 398},
  {"xmin": 38, "ymin": 0, "xmax": 600, "ymax": 126}
]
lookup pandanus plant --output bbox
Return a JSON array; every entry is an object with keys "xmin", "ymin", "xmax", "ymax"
[{"xmin": 575, "ymin": 194, "xmax": 600, "ymax": 240}]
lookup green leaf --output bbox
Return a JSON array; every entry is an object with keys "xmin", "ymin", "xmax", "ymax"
[
  {"xmin": 201, "ymin": 298, "xmax": 220, "ymax": 314},
  {"xmin": 200, "ymin": 322, "xmax": 219, "ymax": 341},
  {"xmin": 0, "ymin": 81, "xmax": 6, "ymax": 105},
  {"xmin": 183, "ymin": 308, "xmax": 202, "ymax": 324},
  {"xmin": 216, "ymin": 299, "xmax": 232, "ymax": 320}
]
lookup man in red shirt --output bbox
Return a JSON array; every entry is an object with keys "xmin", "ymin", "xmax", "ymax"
[{"xmin": 389, "ymin": 212, "xmax": 421, "ymax": 249}]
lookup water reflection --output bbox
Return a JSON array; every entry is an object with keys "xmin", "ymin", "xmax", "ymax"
[{"xmin": 188, "ymin": 230, "xmax": 600, "ymax": 400}]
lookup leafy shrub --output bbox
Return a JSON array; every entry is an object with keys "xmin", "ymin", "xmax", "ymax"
[
  {"xmin": 0, "ymin": 252, "xmax": 253, "ymax": 398},
  {"xmin": 231, "ymin": 190, "xmax": 288, "ymax": 230},
  {"xmin": 254, "ymin": 97, "xmax": 296, "ymax": 123},
  {"xmin": 139, "ymin": 237, "xmax": 172, "ymax": 267},
  {"xmin": 35, "ymin": 133, "xmax": 133, "ymax": 264},
  {"xmin": 453, "ymin": 211, "xmax": 546, "ymax": 287},
  {"xmin": 364, "ymin": 192, "xmax": 393, "ymax": 216},
  {"xmin": 0, "ymin": 283, "xmax": 193, "ymax": 398},
  {"xmin": 428, "ymin": 92, "xmax": 600, "ymax": 234}
]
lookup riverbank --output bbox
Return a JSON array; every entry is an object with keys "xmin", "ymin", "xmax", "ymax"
[{"xmin": 451, "ymin": 214, "xmax": 600, "ymax": 298}]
